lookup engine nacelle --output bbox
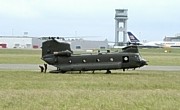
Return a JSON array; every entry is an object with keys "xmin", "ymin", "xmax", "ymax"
[{"xmin": 53, "ymin": 50, "xmax": 72, "ymax": 57}]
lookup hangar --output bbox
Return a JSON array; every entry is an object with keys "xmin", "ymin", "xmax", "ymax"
[
  {"xmin": 40, "ymin": 37, "xmax": 109, "ymax": 51},
  {"xmin": 0, "ymin": 36, "xmax": 41, "ymax": 48},
  {"xmin": 0, "ymin": 36, "xmax": 108, "ymax": 50},
  {"xmin": 70, "ymin": 39, "xmax": 108, "ymax": 50},
  {"xmin": 163, "ymin": 34, "xmax": 180, "ymax": 42}
]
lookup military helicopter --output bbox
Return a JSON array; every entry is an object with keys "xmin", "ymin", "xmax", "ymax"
[{"xmin": 41, "ymin": 38, "xmax": 147, "ymax": 73}]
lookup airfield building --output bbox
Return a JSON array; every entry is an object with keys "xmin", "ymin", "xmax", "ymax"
[
  {"xmin": 70, "ymin": 39, "xmax": 108, "ymax": 50},
  {"xmin": 163, "ymin": 34, "xmax": 180, "ymax": 42},
  {"xmin": 41, "ymin": 37, "xmax": 109, "ymax": 51},
  {"xmin": 0, "ymin": 36, "xmax": 41, "ymax": 48},
  {"xmin": 0, "ymin": 36, "xmax": 108, "ymax": 50}
]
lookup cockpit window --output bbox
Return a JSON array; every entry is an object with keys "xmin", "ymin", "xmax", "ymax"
[{"xmin": 135, "ymin": 55, "xmax": 140, "ymax": 61}]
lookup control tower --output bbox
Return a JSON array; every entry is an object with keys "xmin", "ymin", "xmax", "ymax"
[{"xmin": 114, "ymin": 9, "xmax": 128, "ymax": 46}]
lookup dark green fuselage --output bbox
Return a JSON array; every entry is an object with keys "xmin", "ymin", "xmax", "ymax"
[{"xmin": 42, "ymin": 40, "xmax": 147, "ymax": 73}]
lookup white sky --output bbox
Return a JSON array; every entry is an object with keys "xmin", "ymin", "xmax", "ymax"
[{"xmin": 0, "ymin": 0, "xmax": 180, "ymax": 41}]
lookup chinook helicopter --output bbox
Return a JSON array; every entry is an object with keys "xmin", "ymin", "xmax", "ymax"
[{"xmin": 41, "ymin": 38, "xmax": 147, "ymax": 73}]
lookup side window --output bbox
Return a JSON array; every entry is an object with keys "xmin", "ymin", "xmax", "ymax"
[
  {"xmin": 96, "ymin": 59, "xmax": 100, "ymax": 62},
  {"xmin": 82, "ymin": 59, "xmax": 86, "ymax": 63},
  {"xmin": 110, "ymin": 58, "xmax": 114, "ymax": 62},
  {"xmin": 76, "ymin": 46, "xmax": 81, "ymax": 49},
  {"xmin": 100, "ymin": 47, "xmax": 106, "ymax": 49},
  {"xmin": 122, "ymin": 56, "xmax": 129, "ymax": 63}
]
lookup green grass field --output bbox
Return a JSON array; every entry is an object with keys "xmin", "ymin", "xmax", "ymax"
[
  {"xmin": 0, "ymin": 70, "xmax": 180, "ymax": 110},
  {"xmin": 0, "ymin": 48, "xmax": 180, "ymax": 110}
]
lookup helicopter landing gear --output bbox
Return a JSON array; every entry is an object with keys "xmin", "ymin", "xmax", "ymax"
[{"xmin": 106, "ymin": 69, "xmax": 111, "ymax": 74}]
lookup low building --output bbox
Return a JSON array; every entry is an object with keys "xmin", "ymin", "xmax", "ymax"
[
  {"xmin": 40, "ymin": 37, "xmax": 109, "ymax": 51},
  {"xmin": 70, "ymin": 39, "xmax": 108, "ymax": 50},
  {"xmin": 163, "ymin": 34, "xmax": 180, "ymax": 42},
  {"xmin": 0, "ymin": 36, "xmax": 41, "ymax": 48},
  {"xmin": 0, "ymin": 36, "xmax": 108, "ymax": 50}
]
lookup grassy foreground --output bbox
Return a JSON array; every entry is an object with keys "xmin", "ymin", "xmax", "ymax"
[{"xmin": 0, "ymin": 70, "xmax": 180, "ymax": 110}]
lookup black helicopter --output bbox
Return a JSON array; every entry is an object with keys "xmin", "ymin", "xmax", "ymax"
[{"xmin": 41, "ymin": 39, "xmax": 147, "ymax": 73}]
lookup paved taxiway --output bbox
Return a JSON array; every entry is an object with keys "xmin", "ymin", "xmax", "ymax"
[{"xmin": 0, "ymin": 64, "xmax": 180, "ymax": 71}]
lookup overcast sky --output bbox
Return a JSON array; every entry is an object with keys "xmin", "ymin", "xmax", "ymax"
[{"xmin": 0, "ymin": 0, "xmax": 180, "ymax": 41}]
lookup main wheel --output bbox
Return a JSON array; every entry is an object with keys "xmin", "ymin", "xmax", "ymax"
[{"xmin": 106, "ymin": 70, "xmax": 111, "ymax": 74}]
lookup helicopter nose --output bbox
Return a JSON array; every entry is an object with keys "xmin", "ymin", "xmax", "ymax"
[{"xmin": 140, "ymin": 59, "xmax": 148, "ymax": 66}]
